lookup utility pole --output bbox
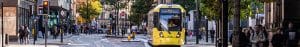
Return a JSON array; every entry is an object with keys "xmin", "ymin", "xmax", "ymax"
[
  {"xmin": 116, "ymin": 0, "xmax": 120, "ymax": 36},
  {"xmin": 33, "ymin": 0, "xmax": 37, "ymax": 44},
  {"xmin": 1, "ymin": 2, "xmax": 3, "ymax": 47},
  {"xmin": 60, "ymin": 5, "xmax": 63, "ymax": 43},
  {"xmin": 220, "ymin": 0, "xmax": 228, "ymax": 47},
  {"xmin": 195, "ymin": 0, "xmax": 199, "ymax": 44}
]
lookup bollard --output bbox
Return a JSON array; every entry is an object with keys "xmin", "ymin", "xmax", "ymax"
[
  {"xmin": 132, "ymin": 32, "xmax": 136, "ymax": 40},
  {"xmin": 127, "ymin": 34, "xmax": 131, "ymax": 41}
]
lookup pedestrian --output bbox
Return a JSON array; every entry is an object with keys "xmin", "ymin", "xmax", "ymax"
[
  {"xmin": 246, "ymin": 27, "xmax": 253, "ymax": 46},
  {"xmin": 85, "ymin": 25, "xmax": 89, "ymax": 34},
  {"xmin": 250, "ymin": 25, "xmax": 267, "ymax": 47},
  {"xmin": 271, "ymin": 28, "xmax": 285, "ymax": 47},
  {"xmin": 81, "ymin": 24, "xmax": 84, "ymax": 33},
  {"xmin": 240, "ymin": 27, "xmax": 250, "ymax": 47},
  {"xmin": 262, "ymin": 27, "xmax": 269, "ymax": 47},
  {"xmin": 250, "ymin": 26, "xmax": 258, "ymax": 47},
  {"xmin": 210, "ymin": 29, "xmax": 215, "ymax": 43},
  {"xmin": 24, "ymin": 25, "xmax": 30, "ymax": 44},
  {"xmin": 189, "ymin": 30, "xmax": 193, "ymax": 39},
  {"xmin": 284, "ymin": 22, "xmax": 297, "ymax": 47},
  {"xmin": 75, "ymin": 24, "xmax": 79, "ymax": 34},
  {"xmin": 18, "ymin": 25, "xmax": 25, "ymax": 44},
  {"xmin": 53, "ymin": 26, "xmax": 58, "ymax": 39},
  {"xmin": 208, "ymin": 20, "xmax": 216, "ymax": 43},
  {"xmin": 41, "ymin": 26, "xmax": 45, "ymax": 38}
]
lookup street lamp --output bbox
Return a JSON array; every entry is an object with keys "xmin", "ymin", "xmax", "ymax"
[
  {"xmin": 194, "ymin": 0, "xmax": 200, "ymax": 44},
  {"xmin": 220, "ymin": 0, "xmax": 228, "ymax": 47}
]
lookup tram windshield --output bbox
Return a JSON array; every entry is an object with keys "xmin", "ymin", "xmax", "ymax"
[{"xmin": 159, "ymin": 15, "xmax": 181, "ymax": 31}]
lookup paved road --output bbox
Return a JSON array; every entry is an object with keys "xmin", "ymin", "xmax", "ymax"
[
  {"xmin": 62, "ymin": 34, "xmax": 145, "ymax": 47},
  {"xmin": 7, "ymin": 33, "xmax": 218, "ymax": 47}
]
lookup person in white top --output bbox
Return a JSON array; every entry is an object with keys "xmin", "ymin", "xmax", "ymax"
[{"xmin": 208, "ymin": 20, "xmax": 216, "ymax": 42}]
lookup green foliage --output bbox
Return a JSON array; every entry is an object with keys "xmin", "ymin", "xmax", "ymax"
[
  {"xmin": 258, "ymin": 0, "xmax": 276, "ymax": 3},
  {"xmin": 173, "ymin": 0, "xmax": 196, "ymax": 12},
  {"xmin": 200, "ymin": 0, "xmax": 264, "ymax": 20},
  {"xmin": 78, "ymin": 0, "xmax": 102, "ymax": 22},
  {"xmin": 129, "ymin": 0, "xmax": 154, "ymax": 25},
  {"xmin": 200, "ymin": 0, "xmax": 221, "ymax": 20},
  {"xmin": 128, "ymin": 13, "xmax": 142, "ymax": 25}
]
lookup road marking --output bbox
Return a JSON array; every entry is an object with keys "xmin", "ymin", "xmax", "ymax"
[{"xmin": 68, "ymin": 43, "xmax": 89, "ymax": 45}]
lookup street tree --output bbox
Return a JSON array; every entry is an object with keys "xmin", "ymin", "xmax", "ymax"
[
  {"xmin": 200, "ymin": 0, "xmax": 264, "ymax": 20},
  {"xmin": 200, "ymin": 0, "xmax": 264, "ymax": 46},
  {"xmin": 173, "ymin": 0, "xmax": 196, "ymax": 12},
  {"xmin": 103, "ymin": 0, "xmax": 130, "ymax": 35},
  {"xmin": 129, "ymin": 0, "xmax": 154, "ymax": 25},
  {"xmin": 259, "ymin": 0, "xmax": 275, "ymax": 3},
  {"xmin": 78, "ymin": 0, "xmax": 103, "ymax": 23}
]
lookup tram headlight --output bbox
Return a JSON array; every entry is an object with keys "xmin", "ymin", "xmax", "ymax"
[
  {"xmin": 176, "ymin": 32, "xmax": 181, "ymax": 38},
  {"xmin": 159, "ymin": 32, "xmax": 163, "ymax": 37}
]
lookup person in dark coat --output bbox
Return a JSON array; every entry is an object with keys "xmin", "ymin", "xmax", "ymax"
[
  {"xmin": 19, "ymin": 26, "xmax": 25, "ymax": 44},
  {"xmin": 284, "ymin": 22, "xmax": 297, "ymax": 47},
  {"xmin": 242, "ymin": 27, "xmax": 251, "ymax": 47},
  {"xmin": 41, "ymin": 27, "xmax": 45, "ymax": 38},
  {"xmin": 272, "ymin": 28, "xmax": 285, "ymax": 47}
]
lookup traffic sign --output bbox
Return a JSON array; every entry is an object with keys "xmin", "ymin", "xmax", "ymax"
[
  {"xmin": 61, "ymin": 10, "xmax": 65, "ymax": 17},
  {"xmin": 120, "ymin": 11, "xmax": 126, "ymax": 18}
]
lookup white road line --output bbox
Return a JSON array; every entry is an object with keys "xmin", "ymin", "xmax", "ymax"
[{"xmin": 68, "ymin": 43, "xmax": 89, "ymax": 45}]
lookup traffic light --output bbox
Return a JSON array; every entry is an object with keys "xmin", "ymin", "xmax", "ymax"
[{"xmin": 43, "ymin": 1, "xmax": 49, "ymax": 14}]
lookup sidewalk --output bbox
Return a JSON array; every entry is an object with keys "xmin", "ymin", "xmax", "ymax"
[
  {"xmin": 0, "ymin": 34, "xmax": 4, "ymax": 46},
  {"xmin": 6, "ymin": 33, "xmax": 74, "ymax": 47},
  {"xmin": 7, "ymin": 44, "xmax": 60, "ymax": 47},
  {"xmin": 183, "ymin": 44, "xmax": 232, "ymax": 47},
  {"xmin": 134, "ymin": 34, "xmax": 219, "ymax": 47},
  {"xmin": 28, "ymin": 33, "xmax": 73, "ymax": 45}
]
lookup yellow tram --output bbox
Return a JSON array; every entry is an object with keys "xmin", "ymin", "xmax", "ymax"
[{"xmin": 148, "ymin": 4, "xmax": 186, "ymax": 47}]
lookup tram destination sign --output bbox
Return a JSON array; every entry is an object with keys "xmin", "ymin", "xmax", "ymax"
[{"xmin": 160, "ymin": 8, "xmax": 181, "ymax": 15}]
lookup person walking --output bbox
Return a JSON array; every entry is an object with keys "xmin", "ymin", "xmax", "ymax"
[
  {"xmin": 41, "ymin": 27, "xmax": 45, "ymax": 38},
  {"xmin": 210, "ymin": 29, "xmax": 215, "ymax": 43},
  {"xmin": 262, "ymin": 27, "xmax": 269, "ymax": 47},
  {"xmin": 247, "ymin": 27, "xmax": 253, "ymax": 46},
  {"xmin": 250, "ymin": 25, "xmax": 267, "ymax": 47},
  {"xmin": 53, "ymin": 26, "xmax": 58, "ymax": 39},
  {"xmin": 241, "ymin": 27, "xmax": 251, "ymax": 47},
  {"xmin": 284, "ymin": 22, "xmax": 297, "ymax": 47},
  {"xmin": 208, "ymin": 20, "xmax": 216, "ymax": 43},
  {"xmin": 24, "ymin": 25, "xmax": 30, "ymax": 44},
  {"xmin": 18, "ymin": 26, "xmax": 25, "ymax": 44},
  {"xmin": 271, "ymin": 28, "xmax": 285, "ymax": 47}
]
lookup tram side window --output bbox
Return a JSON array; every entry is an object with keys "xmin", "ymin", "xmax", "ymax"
[{"xmin": 153, "ymin": 12, "xmax": 160, "ymax": 28}]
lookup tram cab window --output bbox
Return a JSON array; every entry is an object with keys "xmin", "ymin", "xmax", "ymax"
[
  {"xmin": 168, "ymin": 19, "xmax": 181, "ymax": 31},
  {"xmin": 159, "ymin": 15, "xmax": 181, "ymax": 31}
]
